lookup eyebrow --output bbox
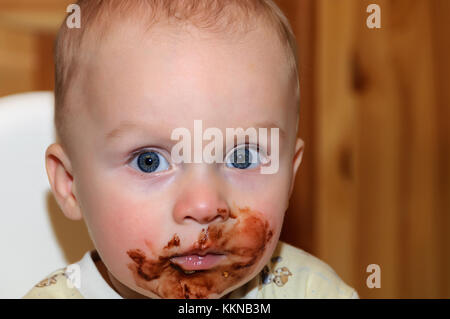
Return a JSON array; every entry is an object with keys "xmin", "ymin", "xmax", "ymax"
[
  {"xmin": 106, "ymin": 121, "xmax": 143, "ymax": 140},
  {"xmin": 106, "ymin": 120, "xmax": 286, "ymax": 140},
  {"xmin": 251, "ymin": 121, "xmax": 286, "ymax": 140}
]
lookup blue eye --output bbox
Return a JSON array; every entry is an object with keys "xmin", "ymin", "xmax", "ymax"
[
  {"xmin": 226, "ymin": 145, "xmax": 261, "ymax": 170},
  {"xmin": 131, "ymin": 151, "xmax": 170, "ymax": 173}
]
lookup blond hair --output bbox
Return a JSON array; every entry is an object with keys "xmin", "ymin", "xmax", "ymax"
[{"xmin": 54, "ymin": 0, "xmax": 299, "ymax": 143}]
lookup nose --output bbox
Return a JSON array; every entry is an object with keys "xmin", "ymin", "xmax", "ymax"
[{"xmin": 172, "ymin": 171, "xmax": 229, "ymax": 225}]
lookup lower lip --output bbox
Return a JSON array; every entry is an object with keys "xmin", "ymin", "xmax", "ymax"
[{"xmin": 170, "ymin": 254, "xmax": 226, "ymax": 271}]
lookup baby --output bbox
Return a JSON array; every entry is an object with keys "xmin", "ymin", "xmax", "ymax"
[{"xmin": 24, "ymin": 0, "xmax": 358, "ymax": 299}]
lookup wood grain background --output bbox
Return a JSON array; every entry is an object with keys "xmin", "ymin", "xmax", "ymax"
[
  {"xmin": 278, "ymin": 0, "xmax": 450, "ymax": 298},
  {"xmin": 1, "ymin": 0, "xmax": 449, "ymax": 298}
]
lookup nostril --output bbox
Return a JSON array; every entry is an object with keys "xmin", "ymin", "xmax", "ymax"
[
  {"xmin": 201, "ymin": 209, "xmax": 229, "ymax": 224},
  {"xmin": 216, "ymin": 208, "xmax": 229, "ymax": 220},
  {"xmin": 206, "ymin": 214, "xmax": 224, "ymax": 224},
  {"xmin": 183, "ymin": 213, "xmax": 222, "ymax": 224},
  {"xmin": 178, "ymin": 206, "xmax": 230, "ymax": 225}
]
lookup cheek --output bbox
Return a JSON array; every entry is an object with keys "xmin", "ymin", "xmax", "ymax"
[
  {"xmin": 227, "ymin": 169, "xmax": 291, "ymax": 234},
  {"xmin": 76, "ymin": 177, "xmax": 171, "ymax": 275}
]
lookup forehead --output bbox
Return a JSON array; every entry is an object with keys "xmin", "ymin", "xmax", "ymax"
[{"xmin": 77, "ymin": 22, "xmax": 296, "ymax": 132}]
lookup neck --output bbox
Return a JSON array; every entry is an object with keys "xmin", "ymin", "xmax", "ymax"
[
  {"xmin": 107, "ymin": 269, "xmax": 149, "ymax": 299},
  {"xmin": 93, "ymin": 256, "xmax": 148, "ymax": 298}
]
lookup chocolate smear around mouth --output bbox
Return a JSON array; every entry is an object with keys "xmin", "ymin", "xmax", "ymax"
[
  {"xmin": 164, "ymin": 234, "xmax": 180, "ymax": 249},
  {"xmin": 126, "ymin": 207, "xmax": 274, "ymax": 299}
]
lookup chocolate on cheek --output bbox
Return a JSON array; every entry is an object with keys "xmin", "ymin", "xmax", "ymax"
[
  {"xmin": 164, "ymin": 234, "xmax": 180, "ymax": 249},
  {"xmin": 126, "ymin": 207, "xmax": 274, "ymax": 299}
]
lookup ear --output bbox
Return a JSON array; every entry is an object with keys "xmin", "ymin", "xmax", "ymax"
[
  {"xmin": 45, "ymin": 143, "xmax": 82, "ymax": 220},
  {"xmin": 288, "ymin": 138, "xmax": 305, "ymax": 198}
]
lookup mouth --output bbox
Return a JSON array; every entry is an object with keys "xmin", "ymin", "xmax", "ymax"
[{"xmin": 169, "ymin": 249, "xmax": 227, "ymax": 273}]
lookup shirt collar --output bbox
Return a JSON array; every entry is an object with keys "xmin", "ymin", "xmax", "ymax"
[{"xmin": 75, "ymin": 250, "xmax": 123, "ymax": 299}]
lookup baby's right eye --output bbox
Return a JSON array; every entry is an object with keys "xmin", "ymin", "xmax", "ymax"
[{"xmin": 130, "ymin": 150, "xmax": 170, "ymax": 173}]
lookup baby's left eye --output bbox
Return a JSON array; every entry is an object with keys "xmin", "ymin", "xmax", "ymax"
[
  {"xmin": 225, "ymin": 145, "xmax": 261, "ymax": 170},
  {"xmin": 130, "ymin": 150, "xmax": 170, "ymax": 174}
]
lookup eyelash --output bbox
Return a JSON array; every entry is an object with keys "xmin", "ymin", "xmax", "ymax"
[
  {"xmin": 225, "ymin": 143, "xmax": 264, "ymax": 169},
  {"xmin": 224, "ymin": 143, "xmax": 261, "ymax": 158},
  {"xmin": 126, "ymin": 143, "xmax": 266, "ymax": 172},
  {"xmin": 127, "ymin": 148, "xmax": 153, "ymax": 165}
]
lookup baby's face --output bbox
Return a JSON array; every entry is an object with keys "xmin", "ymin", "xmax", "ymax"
[{"xmin": 63, "ymin": 23, "xmax": 301, "ymax": 298}]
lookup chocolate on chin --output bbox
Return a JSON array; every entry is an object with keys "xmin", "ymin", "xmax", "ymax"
[{"xmin": 126, "ymin": 207, "xmax": 274, "ymax": 299}]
